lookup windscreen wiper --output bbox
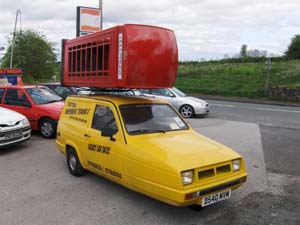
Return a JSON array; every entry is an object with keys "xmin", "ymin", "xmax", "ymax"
[
  {"xmin": 129, "ymin": 129, "xmax": 166, "ymax": 134},
  {"xmin": 47, "ymin": 99, "xmax": 63, "ymax": 103}
]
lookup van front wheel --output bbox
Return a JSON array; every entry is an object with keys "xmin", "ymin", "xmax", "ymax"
[{"xmin": 67, "ymin": 148, "xmax": 85, "ymax": 177}]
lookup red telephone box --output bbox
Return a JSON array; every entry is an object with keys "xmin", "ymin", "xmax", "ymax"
[{"xmin": 62, "ymin": 24, "xmax": 178, "ymax": 88}]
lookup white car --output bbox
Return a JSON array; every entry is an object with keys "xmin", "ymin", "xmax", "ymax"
[
  {"xmin": 140, "ymin": 87, "xmax": 209, "ymax": 118},
  {"xmin": 0, "ymin": 107, "xmax": 31, "ymax": 148}
]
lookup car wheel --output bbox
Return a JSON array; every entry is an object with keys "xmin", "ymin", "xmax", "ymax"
[
  {"xmin": 180, "ymin": 105, "xmax": 194, "ymax": 118},
  {"xmin": 39, "ymin": 118, "xmax": 56, "ymax": 138},
  {"xmin": 67, "ymin": 148, "xmax": 85, "ymax": 177},
  {"xmin": 189, "ymin": 205, "xmax": 203, "ymax": 211}
]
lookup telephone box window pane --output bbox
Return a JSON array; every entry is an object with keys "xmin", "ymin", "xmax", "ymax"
[
  {"xmin": 92, "ymin": 47, "xmax": 97, "ymax": 71},
  {"xmin": 97, "ymin": 45, "xmax": 103, "ymax": 72},
  {"xmin": 104, "ymin": 44, "xmax": 110, "ymax": 72}
]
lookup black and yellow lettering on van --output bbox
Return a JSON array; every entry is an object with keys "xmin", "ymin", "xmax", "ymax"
[
  {"xmin": 64, "ymin": 101, "xmax": 91, "ymax": 123},
  {"xmin": 88, "ymin": 143, "xmax": 110, "ymax": 154},
  {"xmin": 87, "ymin": 160, "xmax": 122, "ymax": 179}
]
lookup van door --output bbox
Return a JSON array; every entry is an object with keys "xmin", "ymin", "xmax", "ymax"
[{"xmin": 84, "ymin": 102, "xmax": 125, "ymax": 183}]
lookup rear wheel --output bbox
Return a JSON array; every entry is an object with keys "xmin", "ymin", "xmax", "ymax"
[
  {"xmin": 180, "ymin": 105, "xmax": 194, "ymax": 118},
  {"xmin": 67, "ymin": 148, "xmax": 85, "ymax": 177},
  {"xmin": 39, "ymin": 118, "xmax": 56, "ymax": 138}
]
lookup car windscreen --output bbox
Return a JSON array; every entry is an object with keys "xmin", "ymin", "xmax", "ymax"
[
  {"xmin": 26, "ymin": 87, "xmax": 63, "ymax": 105},
  {"xmin": 171, "ymin": 87, "xmax": 187, "ymax": 97},
  {"xmin": 119, "ymin": 104, "xmax": 188, "ymax": 135}
]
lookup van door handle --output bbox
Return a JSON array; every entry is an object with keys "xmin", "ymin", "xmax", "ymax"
[{"xmin": 84, "ymin": 134, "xmax": 91, "ymax": 138}]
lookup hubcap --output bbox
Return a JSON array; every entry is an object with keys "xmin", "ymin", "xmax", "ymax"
[
  {"xmin": 181, "ymin": 106, "xmax": 193, "ymax": 118},
  {"xmin": 41, "ymin": 122, "xmax": 53, "ymax": 137},
  {"xmin": 69, "ymin": 154, "xmax": 77, "ymax": 171}
]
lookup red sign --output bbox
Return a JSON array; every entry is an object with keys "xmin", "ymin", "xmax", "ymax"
[{"xmin": 0, "ymin": 68, "xmax": 23, "ymax": 75}]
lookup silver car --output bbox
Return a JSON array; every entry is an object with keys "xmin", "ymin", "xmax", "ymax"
[
  {"xmin": 140, "ymin": 87, "xmax": 209, "ymax": 118},
  {"xmin": 0, "ymin": 107, "xmax": 31, "ymax": 148}
]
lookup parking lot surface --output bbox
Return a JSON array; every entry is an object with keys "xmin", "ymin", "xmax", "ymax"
[{"xmin": 1, "ymin": 117, "xmax": 282, "ymax": 225}]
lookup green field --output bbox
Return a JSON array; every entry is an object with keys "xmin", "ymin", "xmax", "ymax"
[{"xmin": 175, "ymin": 59, "xmax": 300, "ymax": 98}]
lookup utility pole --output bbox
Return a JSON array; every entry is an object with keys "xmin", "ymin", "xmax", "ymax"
[
  {"xmin": 99, "ymin": 0, "xmax": 103, "ymax": 30},
  {"xmin": 10, "ymin": 9, "xmax": 22, "ymax": 68},
  {"xmin": 265, "ymin": 57, "xmax": 272, "ymax": 96}
]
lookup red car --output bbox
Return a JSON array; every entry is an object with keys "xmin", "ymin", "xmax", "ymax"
[{"xmin": 0, "ymin": 85, "xmax": 64, "ymax": 138}]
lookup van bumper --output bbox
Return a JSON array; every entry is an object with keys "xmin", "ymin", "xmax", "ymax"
[{"xmin": 130, "ymin": 173, "xmax": 247, "ymax": 207}]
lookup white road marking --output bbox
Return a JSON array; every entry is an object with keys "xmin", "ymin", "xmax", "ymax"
[
  {"xmin": 211, "ymin": 103, "xmax": 300, "ymax": 114},
  {"xmin": 210, "ymin": 104, "xmax": 235, "ymax": 107},
  {"xmin": 257, "ymin": 107, "xmax": 300, "ymax": 114}
]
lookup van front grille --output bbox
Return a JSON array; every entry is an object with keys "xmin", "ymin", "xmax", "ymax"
[
  {"xmin": 216, "ymin": 165, "xmax": 231, "ymax": 174},
  {"xmin": 197, "ymin": 163, "xmax": 232, "ymax": 181},
  {"xmin": 198, "ymin": 169, "xmax": 214, "ymax": 179}
]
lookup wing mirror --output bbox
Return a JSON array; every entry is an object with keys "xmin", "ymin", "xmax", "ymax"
[
  {"xmin": 169, "ymin": 93, "xmax": 176, "ymax": 98},
  {"xmin": 101, "ymin": 127, "xmax": 117, "ymax": 141},
  {"xmin": 22, "ymin": 101, "xmax": 32, "ymax": 108}
]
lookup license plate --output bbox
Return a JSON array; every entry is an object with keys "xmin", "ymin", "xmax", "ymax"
[
  {"xmin": 202, "ymin": 189, "xmax": 231, "ymax": 207},
  {"xmin": 4, "ymin": 132, "xmax": 22, "ymax": 140}
]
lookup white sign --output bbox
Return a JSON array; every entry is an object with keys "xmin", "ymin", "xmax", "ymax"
[
  {"xmin": 77, "ymin": 7, "xmax": 102, "ymax": 37},
  {"xmin": 118, "ymin": 33, "xmax": 123, "ymax": 80}
]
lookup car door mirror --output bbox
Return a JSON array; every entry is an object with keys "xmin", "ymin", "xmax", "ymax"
[
  {"xmin": 168, "ymin": 93, "xmax": 176, "ymax": 98},
  {"xmin": 101, "ymin": 127, "xmax": 117, "ymax": 141},
  {"xmin": 18, "ymin": 100, "xmax": 31, "ymax": 108},
  {"xmin": 23, "ymin": 101, "xmax": 32, "ymax": 108},
  {"xmin": 25, "ymin": 104, "xmax": 32, "ymax": 108}
]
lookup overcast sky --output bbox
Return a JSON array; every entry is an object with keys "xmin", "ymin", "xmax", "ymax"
[{"xmin": 0, "ymin": 0, "xmax": 299, "ymax": 61}]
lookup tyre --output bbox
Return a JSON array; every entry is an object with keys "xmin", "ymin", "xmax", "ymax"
[
  {"xmin": 39, "ymin": 118, "xmax": 56, "ymax": 138},
  {"xmin": 67, "ymin": 148, "xmax": 85, "ymax": 177},
  {"xmin": 188, "ymin": 204, "xmax": 203, "ymax": 211},
  {"xmin": 179, "ymin": 105, "xmax": 194, "ymax": 118}
]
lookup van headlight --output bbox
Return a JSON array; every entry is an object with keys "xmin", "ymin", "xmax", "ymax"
[
  {"xmin": 21, "ymin": 118, "xmax": 30, "ymax": 127},
  {"xmin": 232, "ymin": 159, "xmax": 241, "ymax": 172},
  {"xmin": 181, "ymin": 170, "xmax": 194, "ymax": 185}
]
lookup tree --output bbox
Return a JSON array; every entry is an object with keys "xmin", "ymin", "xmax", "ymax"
[
  {"xmin": 285, "ymin": 35, "xmax": 300, "ymax": 59},
  {"xmin": 223, "ymin": 54, "xmax": 229, "ymax": 59},
  {"xmin": 1, "ymin": 29, "xmax": 57, "ymax": 83},
  {"xmin": 247, "ymin": 49, "xmax": 262, "ymax": 57},
  {"xmin": 240, "ymin": 44, "xmax": 247, "ymax": 58}
]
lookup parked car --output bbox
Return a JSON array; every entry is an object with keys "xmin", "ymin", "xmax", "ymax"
[
  {"xmin": 0, "ymin": 106, "xmax": 31, "ymax": 148},
  {"xmin": 0, "ymin": 86, "xmax": 64, "ymax": 138},
  {"xmin": 39, "ymin": 82, "xmax": 91, "ymax": 100},
  {"xmin": 140, "ymin": 87, "xmax": 209, "ymax": 118}
]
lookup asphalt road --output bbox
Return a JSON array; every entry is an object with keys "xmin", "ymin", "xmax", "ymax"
[
  {"xmin": 207, "ymin": 100, "xmax": 300, "ymax": 129},
  {"xmin": 206, "ymin": 99, "xmax": 300, "ymax": 176},
  {"xmin": 0, "ymin": 127, "xmax": 259, "ymax": 225},
  {"xmin": 204, "ymin": 99, "xmax": 300, "ymax": 224},
  {"xmin": 0, "ymin": 100, "xmax": 299, "ymax": 225}
]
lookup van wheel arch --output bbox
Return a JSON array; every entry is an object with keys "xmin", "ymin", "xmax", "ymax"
[{"xmin": 66, "ymin": 146, "xmax": 85, "ymax": 177}]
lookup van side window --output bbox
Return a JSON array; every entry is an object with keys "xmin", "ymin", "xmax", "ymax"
[
  {"xmin": 92, "ymin": 105, "xmax": 118, "ymax": 133},
  {"xmin": 3, "ymin": 89, "xmax": 31, "ymax": 107}
]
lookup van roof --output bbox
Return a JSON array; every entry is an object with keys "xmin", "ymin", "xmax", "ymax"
[{"xmin": 67, "ymin": 94, "xmax": 167, "ymax": 106}]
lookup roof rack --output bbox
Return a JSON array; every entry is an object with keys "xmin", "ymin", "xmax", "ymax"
[{"xmin": 88, "ymin": 87, "xmax": 143, "ymax": 97}]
